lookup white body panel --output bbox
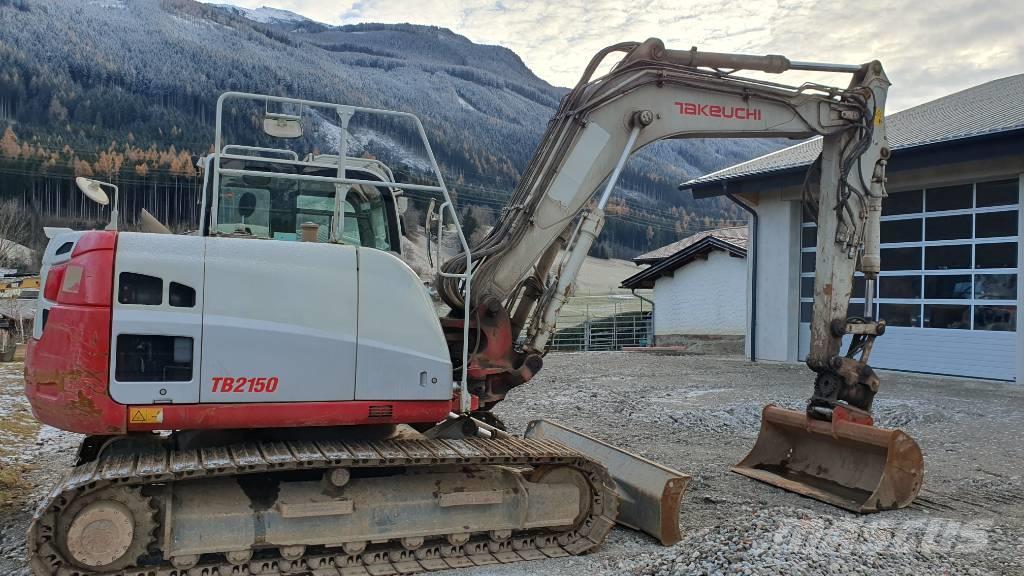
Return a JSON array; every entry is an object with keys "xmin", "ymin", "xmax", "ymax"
[
  {"xmin": 356, "ymin": 249, "xmax": 451, "ymax": 400},
  {"xmin": 200, "ymin": 238, "xmax": 360, "ymax": 403},
  {"xmin": 105, "ymin": 232, "xmax": 452, "ymax": 405},
  {"xmin": 110, "ymin": 233, "xmax": 205, "ymax": 404}
]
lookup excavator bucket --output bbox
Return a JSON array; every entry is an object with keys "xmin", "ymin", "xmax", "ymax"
[
  {"xmin": 733, "ymin": 405, "xmax": 924, "ymax": 513},
  {"xmin": 525, "ymin": 419, "xmax": 690, "ymax": 545}
]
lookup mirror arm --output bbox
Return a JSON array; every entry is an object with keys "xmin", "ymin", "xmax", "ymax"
[{"xmin": 105, "ymin": 183, "xmax": 119, "ymax": 231}]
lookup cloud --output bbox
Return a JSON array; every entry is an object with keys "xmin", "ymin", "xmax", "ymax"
[{"xmin": 207, "ymin": 0, "xmax": 1024, "ymax": 111}]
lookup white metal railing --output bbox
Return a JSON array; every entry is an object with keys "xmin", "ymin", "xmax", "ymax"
[
  {"xmin": 221, "ymin": 145, "xmax": 299, "ymax": 161},
  {"xmin": 210, "ymin": 92, "xmax": 475, "ymax": 412},
  {"xmin": 514, "ymin": 295, "xmax": 653, "ymax": 351},
  {"xmin": 545, "ymin": 310, "xmax": 653, "ymax": 351}
]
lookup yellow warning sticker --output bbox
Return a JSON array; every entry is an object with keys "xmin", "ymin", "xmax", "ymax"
[
  {"xmin": 874, "ymin": 108, "xmax": 884, "ymax": 126},
  {"xmin": 129, "ymin": 407, "xmax": 164, "ymax": 425}
]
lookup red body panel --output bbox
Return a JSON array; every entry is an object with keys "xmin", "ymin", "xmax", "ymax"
[
  {"xmin": 24, "ymin": 312, "xmax": 126, "ymax": 435},
  {"xmin": 126, "ymin": 400, "xmax": 454, "ymax": 432},
  {"xmin": 25, "ymin": 230, "xmax": 459, "ymax": 436},
  {"xmin": 25, "ymin": 231, "xmax": 125, "ymax": 435}
]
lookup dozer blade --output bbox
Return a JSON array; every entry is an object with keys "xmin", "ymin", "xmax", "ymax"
[
  {"xmin": 525, "ymin": 419, "xmax": 690, "ymax": 545},
  {"xmin": 732, "ymin": 405, "xmax": 924, "ymax": 513}
]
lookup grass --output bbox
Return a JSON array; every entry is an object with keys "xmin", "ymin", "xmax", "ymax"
[
  {"xmin": 0, "ymin": 361, "xmax": 40, "ymax": 504},
  {"xmin": 0, "ymin": 464, "xmax": 29, "ymax": 504}
]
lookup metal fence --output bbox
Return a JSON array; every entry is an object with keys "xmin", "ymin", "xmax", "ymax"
[{"xmin": 544, "ymin": 295, "xmax": 653, "ymax": 351}]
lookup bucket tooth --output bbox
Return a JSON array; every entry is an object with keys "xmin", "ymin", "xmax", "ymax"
[{"xmin": 733, "ymin": 405, "xmax": 924, "ymax": 513}]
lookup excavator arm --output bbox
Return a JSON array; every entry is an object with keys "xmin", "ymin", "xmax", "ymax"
[
  {"xmin": 438, "ymin": 38, "xmax": 922, "ymax": 515},
  {"xmin": 439, "ymin": 38, "xmax": 890, "ymax": 416}
]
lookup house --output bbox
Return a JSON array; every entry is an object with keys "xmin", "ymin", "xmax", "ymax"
[
  {"xmin": 621, "ymin": 226, "xmax": 747, "ymax": 350},
  {"xmin": 680, "ymin": 74, "xmax": 1024, "ymax": 382}
]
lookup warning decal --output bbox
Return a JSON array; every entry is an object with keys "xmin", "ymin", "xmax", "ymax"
[{"xmin": 129, "ymin": 407, "xmax": 164, "ymax": 425}]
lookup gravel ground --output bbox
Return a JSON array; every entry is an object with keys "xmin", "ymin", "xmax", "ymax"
[{"xmin": 1, "ymin": 353, "xmax": 1022, "ymax": 575}]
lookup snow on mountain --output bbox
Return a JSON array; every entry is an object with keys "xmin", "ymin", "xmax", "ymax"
[
  {"xmin": 0, "ymin": 0, "xmax": 785, "ymax": 256},
  {"xmin": 210, "ymin": 3, "xmax": 311, "ymax": 25}
]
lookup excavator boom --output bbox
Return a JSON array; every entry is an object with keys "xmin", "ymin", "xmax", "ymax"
[{"xmin": 438, "ymin": 38, "xmax": 922, "ymax": 512}]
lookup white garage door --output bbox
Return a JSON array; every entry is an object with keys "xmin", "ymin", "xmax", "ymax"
[{"xmin": 799, "ymin": 178, "xmax": 1019, "ymax": 381}]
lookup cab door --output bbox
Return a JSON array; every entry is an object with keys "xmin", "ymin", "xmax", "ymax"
[{"xmin": 199, "ymin": 237, "xmax": 359, "ymax": 403}]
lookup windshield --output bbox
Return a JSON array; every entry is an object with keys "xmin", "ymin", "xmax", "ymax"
[{"xmin": 214, "ymin": 168, "xmax": 394, "ymax": 251}]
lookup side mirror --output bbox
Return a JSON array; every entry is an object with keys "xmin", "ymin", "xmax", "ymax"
[
  {"xmin": 396, "ymin": 196, "xmax": 409, "ymax": 215},
  {"xmin": 75, "ymin": 177, "xmax": 109, "ymax": 206},
  {"xmin": 263, "ymin": 112, "xmax": 303, "ymax": 139},
  {"xmin": 76, "ymin": 177, "xmax": 118, "ymax": 231}
]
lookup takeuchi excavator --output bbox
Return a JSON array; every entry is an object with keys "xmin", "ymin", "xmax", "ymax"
[{"xmin": 24, "ymin": 38, "xmax": 922, "ymax": 575}]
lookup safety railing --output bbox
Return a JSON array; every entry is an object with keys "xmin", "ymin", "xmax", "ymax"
[
  {"xmin": 210, "ymin": 92, "xmax": 475, "ymax": 412},
  {"xmin": 548, "ymin": 311, "xmax": 652, "ymax": 351}
]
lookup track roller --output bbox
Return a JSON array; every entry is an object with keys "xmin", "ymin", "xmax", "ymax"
[{"xmin": 225, "ymin": 549, "xmax": 253, "ymax": 565}]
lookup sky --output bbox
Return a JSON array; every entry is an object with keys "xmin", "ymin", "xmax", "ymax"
[{"xmin": 208, "ymin": 0, "xmax": 1024, "ymax": 112}]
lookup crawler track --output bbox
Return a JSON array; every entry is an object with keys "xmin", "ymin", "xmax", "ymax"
[{"xmin": 29, "ymin": 435, "xmax": 619, "ymax": 576}]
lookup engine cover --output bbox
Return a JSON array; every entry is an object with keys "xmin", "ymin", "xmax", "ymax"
[{"xmin": 26, "ymin": 231, "xmax": 455, "ymax": 434}]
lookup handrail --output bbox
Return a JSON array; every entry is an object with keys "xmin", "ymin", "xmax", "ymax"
[
  {"xmin": 221, "ymin": 146, "xmax": 299, "ymax": 161},
  {"xmin": 212, "ymin": 91, "xmax": 475, "ymax": 413},
  {"xmin": 216, "ymin": 168, "xmax": 447, "ymax": 193}
]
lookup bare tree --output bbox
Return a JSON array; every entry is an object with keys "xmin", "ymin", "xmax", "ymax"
[
  {"xmin": 467, "ymin": 205, "xmax": 495, "ymax": 247},
  {"xmin": 0, "ymin": 200, "xmax": 32, "ymax": 270}
]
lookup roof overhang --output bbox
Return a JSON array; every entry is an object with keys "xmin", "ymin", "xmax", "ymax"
[
  {"xmin": 621, "ymin": 236, "xmax": 746, "ymax": 289},
  {"xmin": 682, "ymin": 127, "xmax": 1024, "ymax": 199}
]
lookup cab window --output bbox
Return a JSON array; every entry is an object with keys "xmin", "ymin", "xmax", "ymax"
[{"xmin": 213, "ymin": 165, "xmax": 396, "ymax": 252}]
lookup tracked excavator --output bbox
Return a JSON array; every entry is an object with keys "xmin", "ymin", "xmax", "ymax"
[{"xmin": 23, "ymin": 38, "xmax": 922, "ymax": 575}]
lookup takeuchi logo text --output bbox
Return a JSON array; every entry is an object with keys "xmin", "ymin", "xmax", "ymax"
[{"xmin": 675, "ymin": 101, "xmax": 762, "ymax": 121}]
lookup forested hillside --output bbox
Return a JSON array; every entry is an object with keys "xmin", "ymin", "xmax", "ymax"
[{"xmin": 0, "ymin": 0, "xmax": 782, "ymax": 262}]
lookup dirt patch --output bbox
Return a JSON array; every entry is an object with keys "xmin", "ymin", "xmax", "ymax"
[{"xmin": 0, "ymin": 362, "xmax": 41, "ymax": 464}]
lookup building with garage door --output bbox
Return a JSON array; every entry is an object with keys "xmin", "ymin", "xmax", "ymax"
[{"xmin": 681, "ymin": 74, "xmax": 1024, "ymax": 382}]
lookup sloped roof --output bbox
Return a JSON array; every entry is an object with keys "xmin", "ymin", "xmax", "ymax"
[
  {"xmin": 633, "ymin": 225, "xmax": 748, "ymax": 264},
  {"xmin": 622, "ymin": 226, "xmax": 747, "ymax": 289},
  {"xmin": 682, "ymin": 73, "xmax": 1024, "ymax": 190}
]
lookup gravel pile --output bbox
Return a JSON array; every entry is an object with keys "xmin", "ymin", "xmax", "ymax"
[
  {"xmin": 871, "ymin": 399, "xmax": 959, "ymax": 428},
  {"xmin": 623, "ymin": 507, "xmax": 1001, "ymax": 576},
  {"xmin": 656, "ymin": 401, "xmax": 803, "ymax": 436}
]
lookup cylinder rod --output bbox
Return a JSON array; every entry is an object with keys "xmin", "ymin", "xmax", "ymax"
[{"xmin": 789, "ymin": 61, "xmax": 863, "ymax": 73}]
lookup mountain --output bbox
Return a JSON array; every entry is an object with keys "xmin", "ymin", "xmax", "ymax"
[
  {"xmin": 0, "ymin": 0, "xmax": 783, "ymax": 257},
  {"xmin": 210, "ymin": 4, "xmax": 318, "ymax": 27}
]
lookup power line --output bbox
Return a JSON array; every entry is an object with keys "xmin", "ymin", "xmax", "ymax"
[
  {"xmin": 0, "ymin": 151, "xmax": 746, "ymax": 236},
  {"xmin": 390, "ymin": 168, "xmax": 744, "ymax": 225}
]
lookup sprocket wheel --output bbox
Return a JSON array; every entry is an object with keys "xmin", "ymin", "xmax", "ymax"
[{"xmin": 55, "ymin": 485, "xmax": 158, "ymax": 572}]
